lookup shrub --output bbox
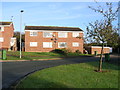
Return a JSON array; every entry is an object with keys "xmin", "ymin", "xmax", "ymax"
[
  {"xmin": 61, "ymin": 48, "xmax": 72, "ymax": 54},
  {"xmin": 52, "ymin": 48, "xmax": 72, "ymax": 56},
  {"xmin": 75, "ymin": 50, "xmax": 82, "ymax": 54},
  {"xmin": 52, "ymin": 49, "xmax": 65, "ymax": 55}
]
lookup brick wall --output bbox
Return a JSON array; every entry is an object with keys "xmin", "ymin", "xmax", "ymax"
[
  {"xmin": 91, "ymin": 47, "xmax": 110, "ymax": 54},
  {"xmin": 25, "ymin": 31, "xmax": 83, "ymax": 53},
  {"xmin": 0, "ymin": 23, "xmax": 14, "ymax": 50},
  {"xmin": 85, "ymin": 46, "xmax": 110, "ymax": 54}
]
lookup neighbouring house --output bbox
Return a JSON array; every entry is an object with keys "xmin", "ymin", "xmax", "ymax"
[
  {"xmin": 25, "ymin": 26, "xmax": 83, "ymax": 53},
  {"xmin": 85, "ymin": 46, "xmax": 112, "ymax": 54},
  {"xmin": 0, "ymin": 22, "xmax": 17, "ymax": 51}
]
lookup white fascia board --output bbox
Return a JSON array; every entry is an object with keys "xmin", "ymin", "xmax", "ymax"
[
  {"xmin": 10, "ymin": 22, "xmax": 13, "ymax": 26},
  {"xmin": 91, "ymin": 46, "xmax": 110, "ymax": 48},
  {"xmin": 25, "ymin": 30, "xmax": 83, "ymax": 33},
  {"xmin": 0, "ymin": 25, "xmax": 11, "ymax": 27}
]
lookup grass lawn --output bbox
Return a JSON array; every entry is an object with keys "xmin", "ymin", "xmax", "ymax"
[
  {"xmin": 5, "ymin": 51, "xmax": 92, "ymax": 60},
  {"xmin": 16, "ymin": 61, "xmax": 119, "ymax": 88},
  {"xmin": 6, "ymin": 51, "xmax": 63, "ymax": 60}
]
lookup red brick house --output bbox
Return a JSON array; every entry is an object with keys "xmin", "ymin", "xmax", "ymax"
[
  {"xmin": 25, "ymin": 26, "xmax": 83, "ymax": 53},
  {"xmin": 0, "ymin": 22, "xmax": 16, "ymax": 50}
]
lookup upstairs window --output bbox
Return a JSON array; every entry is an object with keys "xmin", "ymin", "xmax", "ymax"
[
  {"xmin": 43, "ymin": 32, "xmax": 53, "ymax": 38},
  {"xmin": 58, "ymin": 32, "xmax": 67, "ymax": 38},
  {"xmin": 30, "ymin": 31, "xmax": 38, "ymax": 36},
  {"xmin": 72, "ymin": 32, "xmax": 79, "ymax": 37},
  {"xmin": 58, "ymin": 42, "xmax": 67, "ymax": 48}
]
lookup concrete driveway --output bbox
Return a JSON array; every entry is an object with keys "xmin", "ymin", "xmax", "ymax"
[{"xmin": 2, "ymin": 54, "xmax": 119, "ymax": 89}]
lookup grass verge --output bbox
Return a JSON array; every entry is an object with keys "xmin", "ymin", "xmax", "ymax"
[
  {"xmin": 16, "ymin": 61, "xmax": 119, "ymax": 88},
  {"xmin": 5, "ymin": 51, "xmax": 92, "ymax": 60},
  {"xmin": 6, "ymin": 51, "xmax": 63, "ymax": 60}
]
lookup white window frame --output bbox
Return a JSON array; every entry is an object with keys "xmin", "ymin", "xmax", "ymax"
[
  {"xmin": 58, "ymin": 42, "xmax": 67, "ymax": 48},
  {"xmin": 43, "ymin": 32, "xmax": 53, "ymax": 38},
  {"xmin": 30, "ymin": 42, "xmax": 38, "ymax": 47},
  {"xmin": 72, "ymin": 42, "xmax": 79, "ymax": 47},
  {"xmin": 30, "ymin": 31, "xmax": 38, "ymax": 36},
  {"xmin": 72, "ymin": 32, "xmax": 79, "ymax": 37},
  {"xmin": 10, "ymin": 38, "xmax": 16, "ymax": 46},
  {"xmin": 43, "ymin": 42, "xmax": 52, "ymax": 48},
  {"xmin": 58, "ymin": 32, "xmax": 67, "ymax": 38},
  {"xmin": 0, "ymin": 27, "xmax": 4, "ymax": 31},
  {"xmin": 0, "ymin": 37, "xmax": 4, "ymax": 42}
]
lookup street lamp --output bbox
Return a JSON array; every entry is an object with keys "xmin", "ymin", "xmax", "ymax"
[{"xmin": 20, "ymin": 10, "xmax": 24, "ymax": 58}]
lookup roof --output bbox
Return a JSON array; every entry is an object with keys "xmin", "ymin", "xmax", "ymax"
[
  {"xmin": 25, "ymin": 26, "xmax": 83, "ymax": 31},
  {"xmin": 0, "ymin": 22, "xmax": 12, "ymax": 25}
]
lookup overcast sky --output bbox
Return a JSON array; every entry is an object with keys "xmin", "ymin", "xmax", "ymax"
[{"xmin": 1, "ymin": 2, "xmax": 118, "ymax": 34}]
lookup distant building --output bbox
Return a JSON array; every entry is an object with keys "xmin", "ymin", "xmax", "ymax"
[
  {"xmin": 0, "ymin": 22, "xmax": 17, "ymax": 51},
  {"xmin": 25, "ymin": 26, "xmax": 84, "ymax": 53},
  {"xmin": 85, "ymin": 46, "xmax": 112, "ymax": 54}
]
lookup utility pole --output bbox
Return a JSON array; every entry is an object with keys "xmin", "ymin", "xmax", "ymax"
[{"xmin": 20, "ymin": 10, "xmax": 24, "ymax": 58}]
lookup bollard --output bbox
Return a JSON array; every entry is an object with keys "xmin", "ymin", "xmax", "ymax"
[
  {"xmin": 105, "ymin": 53, "xmax": 110, "ymax": 62},
  {"xmin": 2, "ymin": 49, "xmax": 7, "ymax": 60}
]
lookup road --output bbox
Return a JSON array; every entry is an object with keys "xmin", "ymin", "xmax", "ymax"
[{"xmin": 2, "ymin": 55, "xmax": 119, "ymax": 89}]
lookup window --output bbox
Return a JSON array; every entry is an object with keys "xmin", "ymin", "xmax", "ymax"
[
  {"xmin": 30, "ymin": 31, "xmax": 38, "ymax": 36},
  {"xmin": 0, "ymin": 38, "xmax": 4, "ymax": 42},
  {"xmin": 58, "ymin": 32, "xmax": 67, "ymax": 38},
  {"xmin": 43, "ymin": 32, "xmax": 53, "ymax": 38},
  {"xmin": 43, "ymin": 42, "xmax": 52, "ymax": 48},
  {"xmin": 10, "ymin": 38, "xmax": 15, "ymax": 46},
  {"xmin": 58, "ymin": 42, "xmax": 67, "ymax": 48},
  {"xmin": 72, "ymin": 32, "xmax": 79, "ymax": 37},
  {"xmin": 30, "ymin": 42, "xmax": 38, "ymax": 47},
  {"xmin": 0, "ymin": 27, "xmax": 4, "ymax": 31},
  {"xmin": 72, "ymin": 42, "xmax": 79, "ymax": 47}
]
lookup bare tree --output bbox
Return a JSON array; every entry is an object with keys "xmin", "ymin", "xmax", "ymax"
[
  {"xmin": 88, "ymin": 2, "xmax": 119, "ymax": 27},
  {"xmin": 87, "ymin": 2, "xmax": 119, "ymax": 72},
  {"xmin": 87, "ymin": 20, "xmax": 118, "ymax": 71}
]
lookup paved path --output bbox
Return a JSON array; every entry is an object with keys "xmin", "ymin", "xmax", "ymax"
[{"xmin": 3, "ymin": 54, "xmax": 119, "ymax": 89}]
